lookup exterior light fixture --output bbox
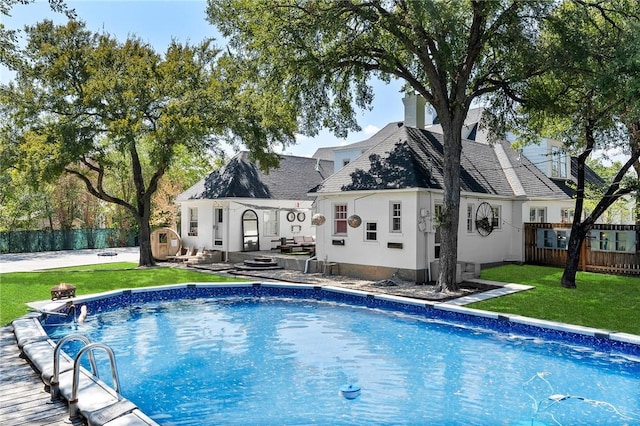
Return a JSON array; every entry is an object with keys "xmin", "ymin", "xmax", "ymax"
[
  {"xmin": 312, "ymin": 213, "xmax": 326, "ymax": 226},
  {"xmin": 347, "ymin": 215, "xmax": 362, "ymax": 228}
]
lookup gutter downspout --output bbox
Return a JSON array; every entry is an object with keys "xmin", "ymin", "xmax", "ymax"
[
  {"xmin": 225, "ymin": 205, "xmax": 230, "ymax": 262},
  {"xmin": 304, "ymin": 255, "xmax": 317, "ymax": 274}
]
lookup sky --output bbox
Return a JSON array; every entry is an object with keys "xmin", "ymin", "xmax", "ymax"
[
  {"xmin": 1, "ymin": 0, "xmax": 407, "ymax": 158},
  {"xmin": 1, "ymin": 1, "xmax": 627, "ymax": 164}
]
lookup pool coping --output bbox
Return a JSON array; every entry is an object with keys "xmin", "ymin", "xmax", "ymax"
[{"xmin": 13, "ymin": 281, "xmax": 640, "ymax": 425}]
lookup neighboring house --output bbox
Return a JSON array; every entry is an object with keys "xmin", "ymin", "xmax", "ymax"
[
  {"xmin": 314, "ymin": 122, "xmax": 405, "ymax": 173},
  {"xmin": 309, "ymin": 119, "xmax": 572, "ymax": 283},
  {"xmin": 176, "ymin": 152, "xmax": 333, "ymax": 258},
  {"xmin": 444, "ymin": 106, "xmax": 634, "ymax": 225}
]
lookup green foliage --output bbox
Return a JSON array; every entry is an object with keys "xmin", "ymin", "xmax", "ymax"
[
  {"xmin": 510, "ymin": 0, "xmax": 640, "ymax": 147},
  {"xmin": 207, "ymin": 0, "xmax": 551, "ymax": 138},
  {"xmin": 1, "ymin": 19, "xmax": 299, "ymax": 264},
  {"xmin": 474, "ymin": 264, "xmax": 640, "ymax": 335},
  {"xmin": 0, "ymin": 265, "xmax": 247, "ymax": 324}
]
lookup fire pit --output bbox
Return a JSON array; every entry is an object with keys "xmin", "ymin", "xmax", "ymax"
[{"xmin": 50, "ymin": 283, "xmax": 76, "ymax": 300}]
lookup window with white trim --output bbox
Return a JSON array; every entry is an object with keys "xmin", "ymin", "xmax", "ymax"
[
  {"xmin": 390, "ymin": 202, "xmax": 401, "ymax": 232},
  {"xmin": 561, "ymin": 208, "xmax": 574, "ymax": 224},
  {"xmin": 466, "ymin": 204, "xmax": 474, "ymax": 233},
  {"xmin": 188, "ymin": 208, "xmax": 198, "ymax": 236},
  {"xmin": 491, "ymin": 206, "xmax": 501, "ymax": 229},
  {"xmin": 529, "ymin": 207, "xmax": 546, "ymax": 223},
  {"xmin": 365, "ymin": 221, "xmax": 377, "ymax": 241},
  {"xmin": 263, "ymin": 210, "xmax": 278, "ymax": 237},
  {"xmin": 334, "ymin": 204, "xmax": 348, "ymax": 235},
  {"xmin": 551, "ymin": 146, "xmax": 568, "ymax": 178}
]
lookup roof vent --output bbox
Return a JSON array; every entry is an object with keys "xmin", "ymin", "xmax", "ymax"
[{"xmin": 314, "ymin": 158, "xmax": 320, "ymax": 172}]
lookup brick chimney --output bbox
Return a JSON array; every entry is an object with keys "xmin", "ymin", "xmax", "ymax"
[{"xmin": 402, "ymin": 94, "xmax": 426, "ymax": 129}]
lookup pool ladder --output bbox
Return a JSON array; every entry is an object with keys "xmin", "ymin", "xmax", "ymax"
[{"xmin": 51, "ymin": 334, "xmax": 122, "ymax": 419}]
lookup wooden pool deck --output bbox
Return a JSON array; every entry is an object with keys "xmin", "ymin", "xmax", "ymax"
[{"xmin": 0, "ymin": 325, "xmax": 86, "ymax": 426}]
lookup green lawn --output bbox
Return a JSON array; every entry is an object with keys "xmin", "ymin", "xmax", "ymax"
[
  {"xmin": 472, "ymin": 264, "xmax": 640, "ymax": 335},
  {"xmin": 0, "ymin": 263, "xmax": 247, "ymax": 325}
]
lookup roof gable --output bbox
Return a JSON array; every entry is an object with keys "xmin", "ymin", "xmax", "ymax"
[
  {"xmin": 313, "ymin": 125, "xmax": 570, "ymax": 200},
  {"xmin": 177, "ymin": 152, "xmax": 333, "ymax": 201},
  {"xmin": 314, "ymin": 126, "xmax": 511, "ymax": 195}
]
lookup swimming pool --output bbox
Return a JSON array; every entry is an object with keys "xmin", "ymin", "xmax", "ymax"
[{"xmin": 42, "ymin": 283, "xmax": 640, "ymax": 425}]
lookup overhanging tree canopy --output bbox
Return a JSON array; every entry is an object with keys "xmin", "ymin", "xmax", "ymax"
[{"xmin": 0, "ymin": 19, "xmax": 298, "ymax": 265}]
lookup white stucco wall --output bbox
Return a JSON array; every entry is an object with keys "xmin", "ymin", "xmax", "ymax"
[
  {"xmin": 524, "ymin": 199, "xmax": 575, "ymax": 224},
  {"xmin": 450, "ymin": 196, "xmax": 521, "ymax": 265},
  {"xmin": 313, "ymin": 191, "xmax": 421, "ymax": 269},
  {"xmin": 314, "ymin": 191, "xmax": 531, "ymax": 273},
  {"xmin": 178, "ymin": 198, "xmax": 315, "ymax": 255}
]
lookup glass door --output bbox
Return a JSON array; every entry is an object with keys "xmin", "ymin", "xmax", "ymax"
[{"xmin": 242, "ymin": 210, "xmax": 259, "ymax": 251}]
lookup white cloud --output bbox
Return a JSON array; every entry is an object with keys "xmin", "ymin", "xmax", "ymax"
[{"xmin": 363, "ymin": 125, "xmax": 380, "ymax": 135}]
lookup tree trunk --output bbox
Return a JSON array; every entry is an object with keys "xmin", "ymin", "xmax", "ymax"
[
  {"xmin": 137, "ymin": 211, "xmax": 155, "ymax": 267},
  {"xmin": 560, "ymin": 224, "xmax": 589, "ymax": 288},
  {"xmin": 436, "ymin": 118, "xmax": 464, "ymax": 293}
]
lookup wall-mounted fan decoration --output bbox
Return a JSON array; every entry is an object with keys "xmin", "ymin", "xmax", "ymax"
[{"xmin": 475, "ymin": 202, "xmax": 494, "ymax": 237}]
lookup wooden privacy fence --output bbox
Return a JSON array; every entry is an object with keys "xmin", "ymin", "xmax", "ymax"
[{"xmin": 524, "ymin": 223, "xmax": 640, "ymax": 276}]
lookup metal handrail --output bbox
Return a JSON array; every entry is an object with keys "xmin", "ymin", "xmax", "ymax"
[
  {"xmin": 51, "ymin": 334, "xmax": 97, "ymax": 400},
  {"xmin": 69, "ymin": 343, "xmax": 121, "ymax": 419}
]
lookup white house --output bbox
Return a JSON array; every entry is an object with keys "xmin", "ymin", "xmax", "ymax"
[
  {"xmin": 309, "ymin": 102, "xmax": 573, "ymax": 282},
  {"xmin": 176, "ymin": 152, "xmax": 333, "ymax": 259},
  {"xmin": 174, "ymin": 94, "xmax": 623, "ymax": 281}
]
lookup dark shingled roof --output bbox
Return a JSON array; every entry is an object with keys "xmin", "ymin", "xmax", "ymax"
[
  {"xmin": 177, "ymin": 152, "xmax": 334, "ymax": 201},
  {"xmin": 312, "ymin": 126, "xmax": 570, "ymax": 201}
]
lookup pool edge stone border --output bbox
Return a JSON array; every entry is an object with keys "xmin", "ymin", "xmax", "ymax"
[{"xmin": 14, "ymin": 281, "xmax": 640, "ymax": 426}]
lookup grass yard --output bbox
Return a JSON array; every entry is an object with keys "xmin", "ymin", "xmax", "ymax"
[
  {"xmin": 1, "ymin": 262, "xmax": 638, "ymax": 335},
  {"xmin": 472, "ymin": 264, "xmax": 640, "ymax": 335},
  {"xmin": 0, "ymin": 263, "xmax": 247, "ymax": 325}
]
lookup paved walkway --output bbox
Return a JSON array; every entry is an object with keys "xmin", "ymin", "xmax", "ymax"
[{"xmin": 0, "ymin": 247, "xmax": 140, "ymax": 273}]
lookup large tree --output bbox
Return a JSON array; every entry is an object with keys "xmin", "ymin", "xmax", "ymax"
[
  {"xmin": 1, "ymin": 20, "xmax": 297, "ymax": 265},
  {"xmin": 497, "ymin": 0, "xmax": 640, "ymax": 288},
  {"xmin": 207, "ymin": 0, "xmax": 553, "ymax": 291}
]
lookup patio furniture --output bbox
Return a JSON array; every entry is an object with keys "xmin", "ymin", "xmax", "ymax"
[{"xmin": 278, "ymin": 236, "xmax": 316, "ymax": 254}]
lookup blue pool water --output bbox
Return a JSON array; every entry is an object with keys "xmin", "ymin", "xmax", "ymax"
[{"xmin": 44, "ymin": 287, "xmax": 640, "ymax": 425}]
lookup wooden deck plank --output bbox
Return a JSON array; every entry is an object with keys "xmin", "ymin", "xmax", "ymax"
[{"xmin": 0, "ymin": 325, "xmax": 85, "ymax": 426}]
